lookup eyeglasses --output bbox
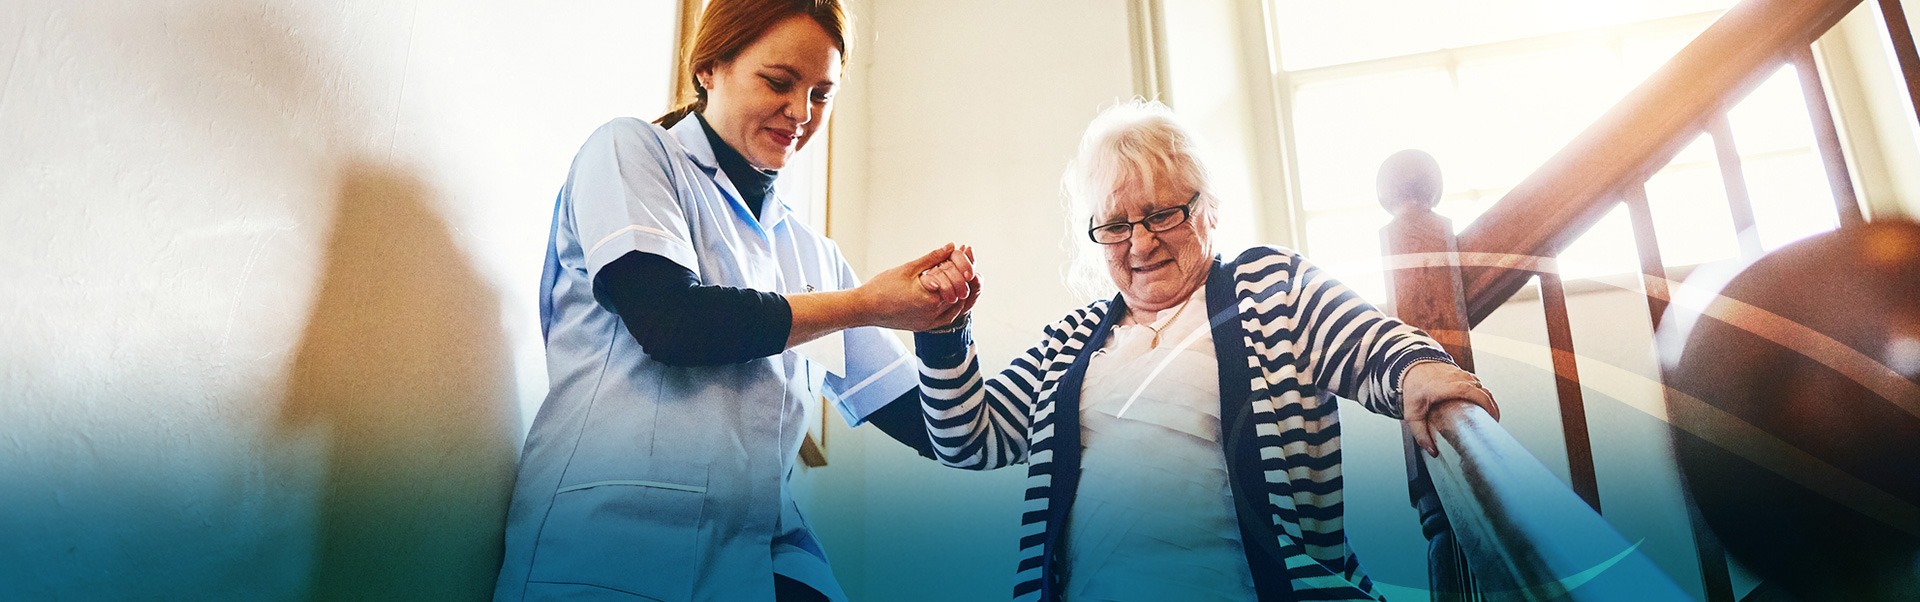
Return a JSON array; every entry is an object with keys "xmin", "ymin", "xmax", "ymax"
[{"xmin": 1087, "ymin": 192, "xmax": 1199, "ymax": 245}]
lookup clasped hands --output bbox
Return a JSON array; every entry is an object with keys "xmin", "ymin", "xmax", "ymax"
[{"xmin": 855, "ymin": 243, "xmax": 980, "ymax": 333}]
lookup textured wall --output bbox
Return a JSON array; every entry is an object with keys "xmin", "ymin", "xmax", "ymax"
[{"xmin": 0, "ymin": 0, "xmax": 674, "ymax": 598}]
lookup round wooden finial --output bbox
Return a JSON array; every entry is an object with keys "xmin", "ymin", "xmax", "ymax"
[{"xmin": 1377, "ymin": 149, "xmax": 1443, "ymax": 215}]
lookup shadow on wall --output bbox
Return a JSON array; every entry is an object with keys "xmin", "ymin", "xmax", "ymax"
[
  {"xmin": 279, "ymin": 159, "xmax": 518, "ymax": 600},
  {"xmin": 0, "ymin": 0, "xmax": 526, "ymax": 596}
]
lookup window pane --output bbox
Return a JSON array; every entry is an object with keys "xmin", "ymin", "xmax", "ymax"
[
  {"xmin": 1434, "ymin": 196, "xmax": 1499, "ymax": 231},
  {"xmin": 1452, "ymin": 46, "xmax": 1622, "ymax": 193},
  {"xmin": 1272, "ymin": 0, "xmax": 1737, "ymax": 71},
  {"xmin": 1724, "ymin": 65, "xmax": 1840, "ymax": 251},
  {"xmin": 1554, "ymin": 204, "xmax": 1639, "ymax": 280},
  {"xmin": 1283, "ymin": 3, "xmax": 1840, "ymax": 293},
  {"xmin": 1744, "ymin": 152, "xmax": 1841, "ymax": 250},
  {"xmin": 1293, "ymin": 70, "xmax": 1455, "ymax": 213},
  {"xmin": 1644, "ymin": 152, "xmax": 1741, "ymax": 267},
  {"xmin": 1727, "ymin": 67, "xmax": 1820, "ymax": 157},
  {"xmin": 1301, "ymin": 208, "xmax": 1392, "ymax": 303}
]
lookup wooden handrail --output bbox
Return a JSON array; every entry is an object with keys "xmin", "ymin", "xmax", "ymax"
[
  {"xmin": 1455, "ymin": 0, "xmax": 1863, "ymax": 325},
  {"xmin": 1425, "ymin": 403, "xmax": 1690, "ymax": 599},
  {"xmin": 1381, "ymin": 152, "xmax": 1688, "ymax": 600},
  {"xmin": 1375, "ymin": 0, "xmax": 1910, "ymax": 597}
]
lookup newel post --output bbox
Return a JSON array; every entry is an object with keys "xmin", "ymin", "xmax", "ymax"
[
  {"xmin": 1378, "ymin": 149, "xmax": 1475, "ymax": 369},
  {"xmin": 1378, "ymin": 149, "xmax": 1475, "ymax": 601}
]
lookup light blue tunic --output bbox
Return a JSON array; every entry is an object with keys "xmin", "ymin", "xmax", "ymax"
[{"xmin": 495, "ymin": 117, "xmax": 917, "ymax": 601}]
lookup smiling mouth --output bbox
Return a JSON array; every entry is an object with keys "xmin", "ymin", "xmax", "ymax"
[
  {"xmin": 768, "ymin": 128, "xmax": 800, "ymax": 146},
  {"xmin": 1131, "ymin": 259, "xmax": 1173, "ymax": 273}
]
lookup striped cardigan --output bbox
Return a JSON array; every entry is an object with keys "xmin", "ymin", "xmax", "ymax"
[{"xmin": 913, "ymin": 246, "xmax": 1453, "ymax": 602}]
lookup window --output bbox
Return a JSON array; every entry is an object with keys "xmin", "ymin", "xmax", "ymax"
[{"xmin": 1270, "ymin": 0, "xmax": 1846, "ymax": 301}]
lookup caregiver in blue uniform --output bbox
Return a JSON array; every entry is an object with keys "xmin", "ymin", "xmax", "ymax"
[{"xmin": 493, "ymin": 1, "xmax": 978, "ymax": 600}]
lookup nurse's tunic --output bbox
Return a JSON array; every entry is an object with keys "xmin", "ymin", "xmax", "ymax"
[{"xmin": 494, "ymin": 117, "xmax": 917, "ymax": 601}]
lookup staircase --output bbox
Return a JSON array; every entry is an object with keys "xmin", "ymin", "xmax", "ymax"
[{"xmin": 1374, "ymin": 0, "xmax": 1920, "ymax": 599}]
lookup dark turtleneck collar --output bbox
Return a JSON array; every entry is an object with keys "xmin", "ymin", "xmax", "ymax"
[{"xmin": 695, "ymin": 112, "xmax": 779, "ymax": 222}]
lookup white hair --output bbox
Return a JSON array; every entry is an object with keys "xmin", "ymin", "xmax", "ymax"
[{"xmin": 1059, "ymin": 99, "xmax": 1220, "ymax": 300}]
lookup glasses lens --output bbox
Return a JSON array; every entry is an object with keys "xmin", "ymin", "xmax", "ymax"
[
  {"xmin": 1144, "ymin": 206, "xmax": 1188, "ymax": 232},
  {"xmin": 1091, "ymin": 223, "xmax": 1129, "ymax": 244}
]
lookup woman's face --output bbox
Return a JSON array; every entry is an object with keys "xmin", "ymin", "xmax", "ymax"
[
  {"xmin": 699, "ymin": 15, "xmax": 842, "ymax": 170},
  {"xmin": 1098, "ymin": 174, "xmax": 1216, "ymax": 313}
]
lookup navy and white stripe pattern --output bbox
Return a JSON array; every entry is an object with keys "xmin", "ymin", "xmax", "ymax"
[{"xmin": 915, "ymin": 246, "xmax": 1452, "ymax": 601}]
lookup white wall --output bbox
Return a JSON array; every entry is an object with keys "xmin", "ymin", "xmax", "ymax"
[{"xmin": 0, "ymin": 0, "xmax": 677, "ymax": 598}]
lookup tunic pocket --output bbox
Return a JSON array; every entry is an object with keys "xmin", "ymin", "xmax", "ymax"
[{"xmin": 528, "ymin": 466, "xmax": 709, "ymax": 601}]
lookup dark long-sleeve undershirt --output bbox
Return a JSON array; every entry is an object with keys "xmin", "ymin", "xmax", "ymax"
[
  {"xmin": 592, "ymin": 250, "xmax": 935, "ymax": 458},
  {"xmin": 864, "ymin": 389, "xmax": 936, "ymax": 460},
  {"xmin": 593, "ymin": 251, "xmax": 792, "ymax": 367}
]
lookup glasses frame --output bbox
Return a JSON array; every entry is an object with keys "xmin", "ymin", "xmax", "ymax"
[{"xmin": 1087, "ymin": 191, "xmax": 1201, "ymax": 245}]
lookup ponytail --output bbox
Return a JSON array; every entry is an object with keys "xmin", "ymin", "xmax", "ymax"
[
  {"xmin": 656, "ymin": 65, "xmax": 708, "ymax": 128},
  {"xmin": 655, "ymin": 99, "xmax": 704, "ymax": 129}
]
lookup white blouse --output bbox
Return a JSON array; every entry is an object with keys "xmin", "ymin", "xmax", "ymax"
[{"xmin": 1063, "ymin": 287, "xmax": 1258, "ymax": 601}]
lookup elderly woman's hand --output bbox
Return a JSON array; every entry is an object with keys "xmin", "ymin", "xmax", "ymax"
[
  {"xmin": 856, "ymin": 243, "xmax": 975, "ymax": 332},
  {"xmin": 1401, "ymin": 361, "xmax": 1500, "ymax": 457},
  {"xmin": 916, "ymin": 245, "xmax": 981, "ymax": 331},
  {"xmin": 918, "ymin": 244, "xmax": 977, "ymax": 303}
]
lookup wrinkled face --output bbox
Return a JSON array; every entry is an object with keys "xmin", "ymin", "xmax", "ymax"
[
  {"xmin": 1096, "ymin": 174, "xmax": 1215, "ymax": 312},
  {"xmin": 699, "ymin": 15, "xmax": 841, "ymax": 170}
]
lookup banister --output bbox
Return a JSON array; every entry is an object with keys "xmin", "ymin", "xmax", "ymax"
[
  {"xmin": 1380, "ymin": 152, "xmax": 1688, "ymax": 600},
  {"xmin": 1425, "ymin": 402, "xmax": 1691, "ymax": 599},
  {"xmin": 1454, "ymin": 0, "xmax": 1863, "ymax": 325},
  {"xmin": 1379, "ymin": 149, "xmax": 1478, "ymax": 600}
]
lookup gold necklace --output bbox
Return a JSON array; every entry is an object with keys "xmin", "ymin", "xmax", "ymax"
[{"xmin": 1136, "ymin": 295, "xmax": 1196, "ymax": 349}]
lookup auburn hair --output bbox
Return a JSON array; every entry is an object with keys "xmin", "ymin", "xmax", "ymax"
[{"xmin": 655, "ymin": 0, "xmax": 849, "ymax": 128}]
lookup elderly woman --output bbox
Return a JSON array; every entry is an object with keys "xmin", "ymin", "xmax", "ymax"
[{"xmin": 910, "ymin": 101, "xmax": 1499, "ymax": 601}]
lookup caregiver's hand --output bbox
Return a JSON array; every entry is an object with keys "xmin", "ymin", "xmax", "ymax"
[
  {"xmin": 859, "ymin": 243, "xmax": 974, "ymax": 332},
  {"xmin": 786, "ymin": 244, "xmax": 974, "ymax": 347}
]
